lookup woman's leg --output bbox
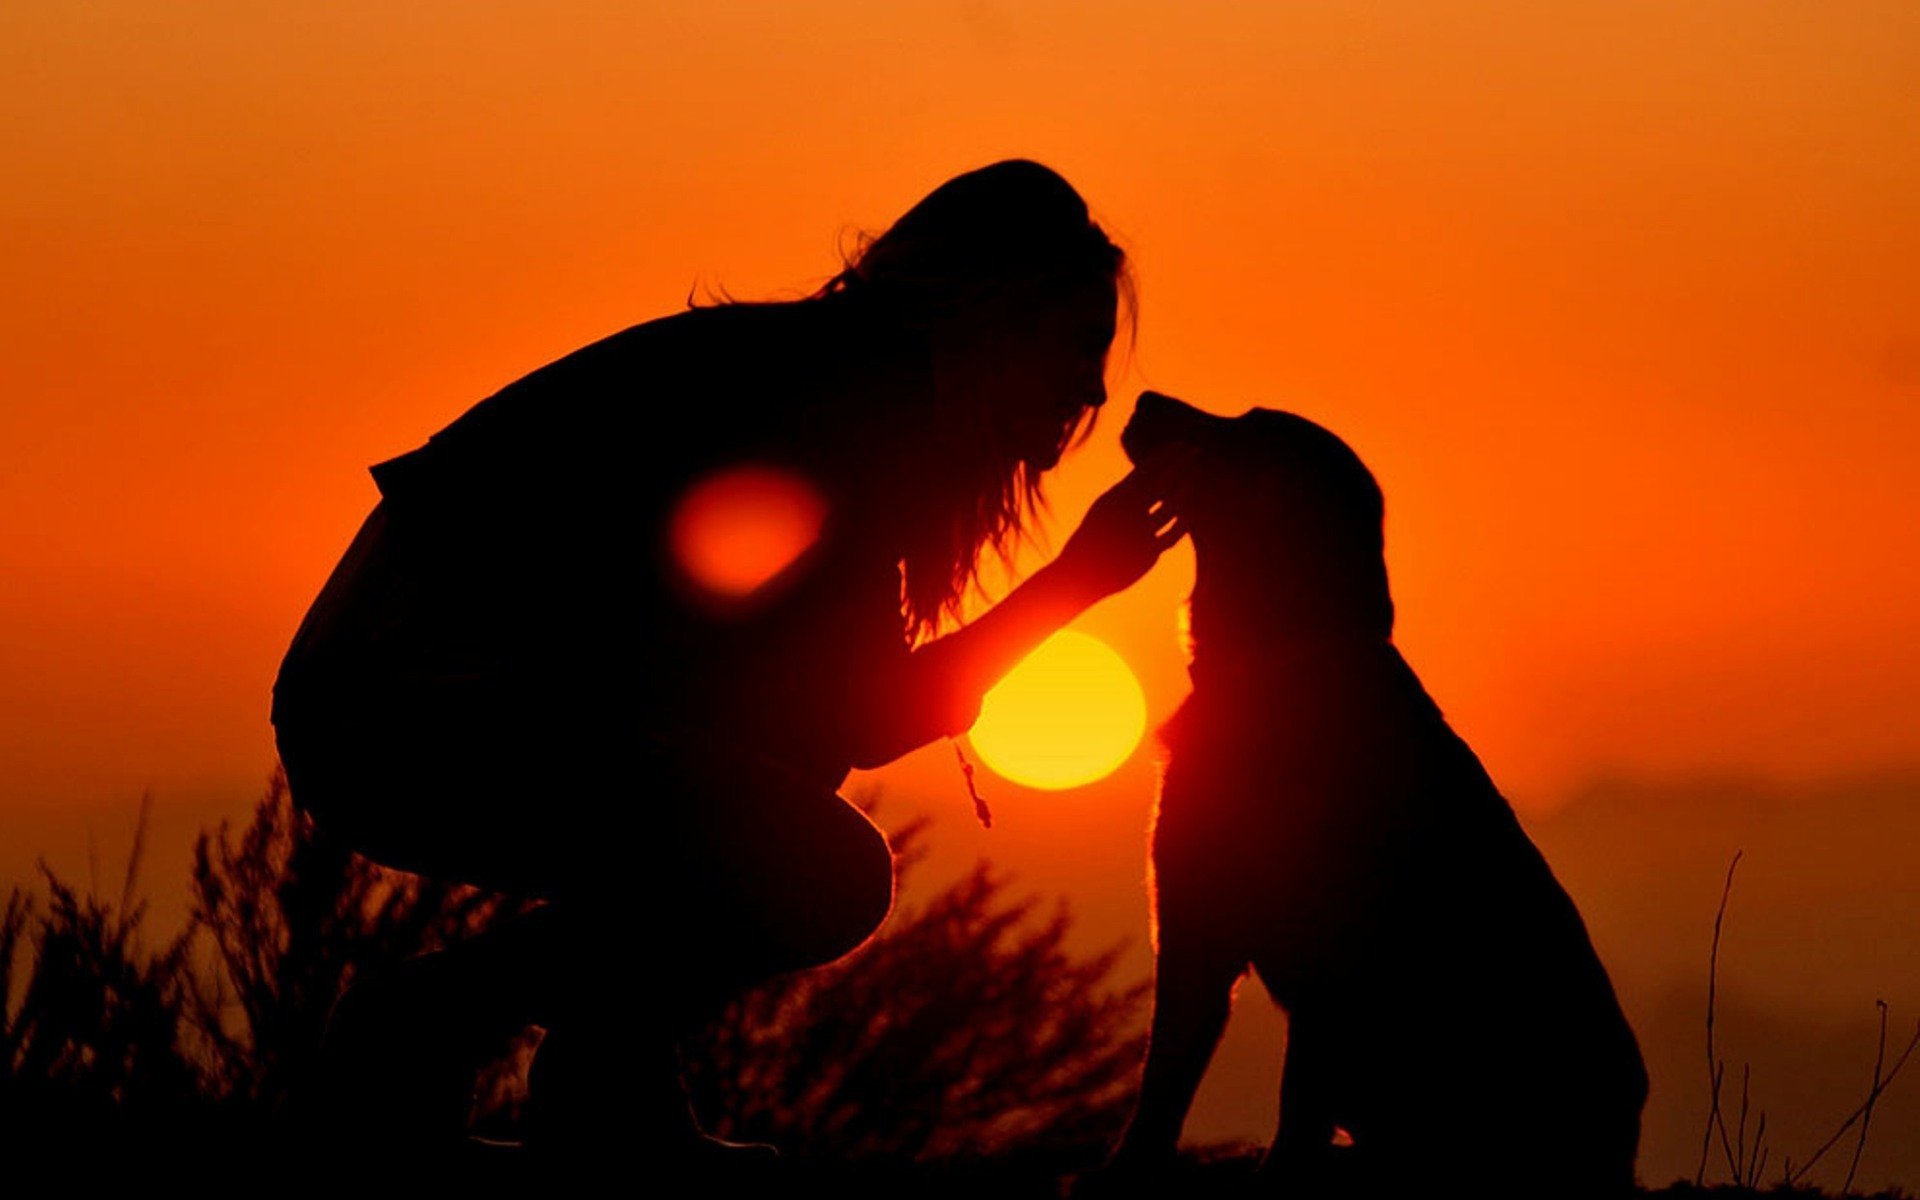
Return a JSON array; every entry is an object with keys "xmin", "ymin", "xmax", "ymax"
[
  {"xmin": 658, "ymin": 748, "xmax": 895, "ymax": 992},
  {"xmin": 275, "ymin": 505, "xmax": 897, "ymax": 1153},
  {"xmin": 282, "ymin": 707, "xmax": 895, "ymax": 1153}
]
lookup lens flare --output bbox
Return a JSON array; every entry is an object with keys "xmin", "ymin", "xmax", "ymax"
[
  {"xmin": 967, "ymin": 630, "xmax": 1147, "ymax": 790},
  {"xmin": 669, "ymin": 464, "xmax": 827, "ymax": 601}
]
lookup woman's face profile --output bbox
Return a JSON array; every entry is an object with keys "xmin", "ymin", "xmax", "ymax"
[{"xmin": 960, "ymin": 278, "xmax": 1120, "ymax": 474}]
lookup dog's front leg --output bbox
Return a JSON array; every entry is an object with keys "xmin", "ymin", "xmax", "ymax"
[
  {"xmin": 1258, "ymin": 1008, "xmax": 1342, "ymax": 1194},
  {"xmin": 1108, "ymin": 931, "xmax": 1245, "ymax": 1168}
]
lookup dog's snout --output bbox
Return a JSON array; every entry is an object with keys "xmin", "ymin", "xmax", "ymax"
[
  {"xmin": 1123, "ymin": 390, "xmax": 1208, "ymax": 464},
  {"xmin": 1135, "ymin": 390, "xmax": 1179, "ymax": 419}
]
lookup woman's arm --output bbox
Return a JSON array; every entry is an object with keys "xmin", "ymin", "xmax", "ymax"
[{"xmin": 846, "ymin": 453, "xmax": 1190, "ymax": 768}]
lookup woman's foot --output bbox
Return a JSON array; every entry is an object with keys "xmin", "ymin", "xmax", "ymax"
[{"xmin": 524, "ymin": 1025, "xmax": 776, "ymax": 1169}]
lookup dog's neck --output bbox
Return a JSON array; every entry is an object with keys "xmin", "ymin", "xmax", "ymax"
[
  {"xmin": 1186, "ymin": 628, "xmax": 1399, "ymax": 693},
  {"xmin": 1184, "ymin": 591, "xmax": 1395, "ymax": 680},
  {"xmin": 1170, "ymin": 633, "xmax": 1418, "ymax": 756}
]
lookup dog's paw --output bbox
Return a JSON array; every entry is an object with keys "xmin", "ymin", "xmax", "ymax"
[{"xmin": 1071, "ymin": 1145, "xmax": 1184, "ymax": 1200}]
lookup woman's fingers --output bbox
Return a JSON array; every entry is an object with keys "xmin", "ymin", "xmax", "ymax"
[
  {"xmin": 1153, "ymin": 517, "xmax": 1189, "ymax": 551},
  {"xmin": 1108, "ymin": 443, "xmax": 1199, "ymax": 507},
  {"xmin": 1055, "ymin": 446, "xmax": 1198, "ymax": 602}
]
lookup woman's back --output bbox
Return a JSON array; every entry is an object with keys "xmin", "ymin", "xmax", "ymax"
[
  {"xmin": 280, "ymin": 299, "xmax": 926, "ymax": 760},
  {"xmin": 271, "ymin": 298, "xmax": 931, "ymax": 887}
]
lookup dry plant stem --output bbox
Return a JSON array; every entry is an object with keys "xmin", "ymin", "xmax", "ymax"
[
  {"xmin": 122, "ymin": 789, "xmax": 153, "ymax": 914},
  {"xmin": 1846, "ymin": 1001, "xmax": 1891, "ymax": 1195},
  {"xmin": 1698, "ymin": 849, "xmax": 1919, "ymax": 1193},
  {"xmin": 1786, "ymin": 1014, "xmax": 1920, "ymax": 1187},
  {"xmin": 1736, "ymin": 1063, "xmax": 1749, "ymax": 1175},
  {"xmin": 1698, "ymin": 850, "xmax": 1743, "ymax": 1186},
  {"xmin": 1700, "ymin": 1059, "xmax": 1726, "ymax": 1186},
  {"xmin": 1731, "ymin": 1065, "xmax": 1769, "ymax": 1188}
]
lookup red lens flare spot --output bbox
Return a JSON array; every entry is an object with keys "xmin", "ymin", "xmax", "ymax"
[{"xmin": 669, "ymin": 465, "xmax": 827, "ymax": 601}]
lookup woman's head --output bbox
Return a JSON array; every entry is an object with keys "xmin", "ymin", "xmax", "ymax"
[{"xmin": 823, "ymin": 159, "xmax": 1132, "ymax": 638}]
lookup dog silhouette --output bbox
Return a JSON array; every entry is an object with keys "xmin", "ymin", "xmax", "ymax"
[{"xmin": 1108, "ymin": 392, "xmax": 1647, "ymax": 1197}]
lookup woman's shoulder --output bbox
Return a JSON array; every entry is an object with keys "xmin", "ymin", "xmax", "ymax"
[
  {"xmin": 370, "ymin": 301, "xmax": 863, "ymax": 506},
  {"xmin": 459, "ymin": 303, "xmax": 796, "ymax": 416}
]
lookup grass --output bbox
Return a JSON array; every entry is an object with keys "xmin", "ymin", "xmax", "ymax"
[
  {"xmin": 1, "ymin": 769, "xmax": 1144, "ymax": 1174},
  {"xmin": 1, "ymin": 780, "xmax": 1914, "ymax": 1196}
]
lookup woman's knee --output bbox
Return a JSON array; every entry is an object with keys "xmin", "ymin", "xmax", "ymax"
[
  {"xmin": 780, "ymin": 804, "xmax": 895, "ymax": 968},
  {"xmin": 824, "ymin": 810, "xmax": 896, "ymax": 956}
]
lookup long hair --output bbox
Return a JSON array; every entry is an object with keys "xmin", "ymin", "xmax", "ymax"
[{"xmin": 819, "ymin": 160, "xmax": 1134, "ymax": 641}]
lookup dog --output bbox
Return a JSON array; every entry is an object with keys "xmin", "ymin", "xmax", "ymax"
[{"xmin": 1106, "ymin": 392, "xmax": 1648, "ymax": 1196}]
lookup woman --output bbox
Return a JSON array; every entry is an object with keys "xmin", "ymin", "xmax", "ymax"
[{"xmin": 271, "ymin": 159, "xmax": 1186, "ymax": 1158}]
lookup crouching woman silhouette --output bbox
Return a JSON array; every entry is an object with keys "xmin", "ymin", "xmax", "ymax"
[{"xmin": 270, "ymin": 160, "xmax": 1186, "ymax": 1163}]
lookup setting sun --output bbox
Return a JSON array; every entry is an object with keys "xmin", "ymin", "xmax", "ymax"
[{"xmin": 967, "ymin": 630, "xmax": 1147, "ymax": 791}]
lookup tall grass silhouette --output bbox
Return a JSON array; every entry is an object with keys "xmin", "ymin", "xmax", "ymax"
[
  {"xmin": 682, "ymin": 817, "xmax": 1147, "ymax": 1164},
  {"xmin": 0, "ymin": 793, "xmax": 202, "ymax": 1149},
  {"xmin": 9, "ymin": 778, "xmax": 1917, "ymax": 1195},
  {"xmin": 1, "ymin": 770, "xmax": 1144, "ymax": 1171}
]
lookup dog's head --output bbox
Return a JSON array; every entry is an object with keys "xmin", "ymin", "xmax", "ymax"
[{"xmin": 1123, "ymin": 391, "xmax": 1394, "ymax": 650}]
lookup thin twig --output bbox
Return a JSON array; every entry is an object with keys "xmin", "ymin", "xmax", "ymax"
[
  {"xmin": 1736, "ymin": 1062, "xmax": 1750, "ymax": 1176},
  {"xmin": 1843, "ymin": 1000, "xmax": 1891, "ymax": 1195},
  {"xmin": 1702, "ymin": 1059, "xmax": 1728, "ymax": 1184},
  {"xmin": 1788, "ymin": 1016, "xmax": 1920, "ymax": 1185},
  {"xmin": 1699, "ymin": 850, "xmax": 1743, "ymax": 1185},
  {"xmin": 121, "ymin": 788, "xmax": 154, "ymax": 915}
]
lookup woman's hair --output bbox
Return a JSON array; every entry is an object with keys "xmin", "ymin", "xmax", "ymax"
[{"xmin": 819, "ymin": 159, "xmax": 1134, "ymax": 641}]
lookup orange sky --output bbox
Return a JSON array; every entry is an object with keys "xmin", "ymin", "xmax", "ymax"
[{"xmin": 3, "ymin": 2, "xmax": 1917, "ymax": 1185}]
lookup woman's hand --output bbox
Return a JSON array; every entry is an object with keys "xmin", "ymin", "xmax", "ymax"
[
  {"xmin": 872, "ymin": 446, "xmax": 1192, "ymax": 763},
  {"xmin": 1051, "ymin": 447, "xmax": 1194, "ymax": 609}
]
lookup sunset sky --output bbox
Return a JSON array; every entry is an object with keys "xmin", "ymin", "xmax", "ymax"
[{"xmin": 3, "ymin": 2, "xmax": 1917, "ymax": 1185}]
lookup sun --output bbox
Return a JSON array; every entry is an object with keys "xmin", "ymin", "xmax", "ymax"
[{"xmin": 967, "ymin": 630, "xmax": 1147, "ymax": 790}]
